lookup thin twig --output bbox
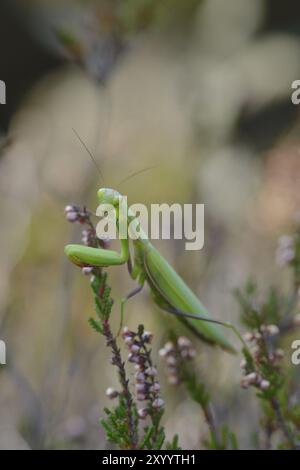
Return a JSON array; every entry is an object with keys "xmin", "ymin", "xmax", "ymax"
[
  {"xmin": 102, "ymin": 319, "xmax": 138, "ymax": 449},
  {"xmin": 270, "ymin": 397, "xmax": 296, "ymax": 449}
]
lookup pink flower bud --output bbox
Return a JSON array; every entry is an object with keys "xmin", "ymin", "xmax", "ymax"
[
  {"xmin": 267, "ymin": 325, "xmax": 280, "ymax": 336},
  {"xmin": 152, "ymin": 398, "xmax": 164, "ymax": 409},
  {"xmin": 260, "ymin": 380, "xmax": 270, "ymax": 391},
  {"xmin": 166, "ymin": 356, "xmax": 177, "ymax": 366},
  {"xmin": 168, "ymin": 375, "xmax": 180, "ymax": 385},
  {"xmin": 149, "ymin": 382, "xmax": 161, "ymax": 392},
  {"xmin": 244, "ymin": 332, "xmax": 254, "ymax": 342},
  {"xmin": 181, "ymin": 348, "xmax": 196, "ymax": 359},
  {"xmin": 244, "ymin": 372, "xmax": 259, "ymax": 385},
  {"xmin": 106, "ymin": 387, "xmax": 119, "ymax": 399},
  {"xmin": 130, "ymin": 344, "xmax": 140, "ymax": 354},
  {"xmin": 135, "ymin": 371, "xmax": 146, "ymax": 383},
  {"xmin": 274, "ymin": 349, "xmax": 284, "ymax": 360},
  {"xmin": 137, "ymin": 393, "xmax": 146, "ymax": 401},
  {"xmin": 142, "ymin": 331, "xmax": 153, "ymax": 343},
  {"xmin": 145, "ymin": 367, "xmax": 158, "ymax": 377},
  {"xmin": 122, "ymin": 326, "xmax": 134, "ymax": 338},
  {"xmin": 135, "ymin": 383, "xmax": 146, "ymax": 393},
  {"xmin": 124, "ymin": 336, "xmax": 134, "ymax": 345},
  {"xmin": 128, "ymin": 353, "xmax": 140, "ymax": 363},
  {"xmin": 82, "ymin": 266, "xmax": 93, "ymax": 275},
  {"xmin": 159, "ymin": 348, "xmax": 167, "ymax": 357},
  {"xmin": 66, "ymin": 211, "xmax": 78, "ymax": 222},
  {"xmin": 177, "ymin": 336, "xmax": 192, "ymax": 349},
  {"xmin": 138, "ymin": 408, "xmax": 148, "ymax": 419},
  {"xmin": 240, "ymin": 378, "xmax": 249, "ymax": 389},
  {"xmin": 65, "ymin": 205, "xmax": 76, "ymax": 213},
  {"xmin": 293, "ymin": 314, "xmax": 300, "ymax": 327}
]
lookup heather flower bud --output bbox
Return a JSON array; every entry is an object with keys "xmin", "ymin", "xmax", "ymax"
[
  {"xmin": 244, "ymin": 332, "xmax": 254, "ymax": 342},
  {"xmin": 240, "ymin": 372, "xmax": 260, "ymax": 389},
  {"xmin": 124, "ymin": 336, "xmax": 134, "ymax": 345},
  {"xmin": 135, "ymin": 383, "xmax": 147, "ymax": 393},
  {"xmin": 251, "ymin": 346, "xmax": 260, "ymax": 359},
  {"xmin": 82, "ymin": 266, "xmax": 93, "ymax": 275},
  {"xmin": 260, "ymin": 380, "xmax": 270, "ymax": 391},
  {"xmin": 159, "ymin": 348, "xmax": 167, "ymax": 357},
  {"xmin": 128, "ymin": 353, "xmax": 140, "ymax": 363},
  {"xmin": 145, "ymin": 367, "xmax": 158, "ymax": 377},
  {"xmin": 274, "ymin": 349, "xmax": 284, "ymax": 360},
  {"xmin": 253, "ymin": 331, "xmax": 262, "ymax": 341},
  {"xmin": 152, "ymin": 398, "xmax": 164, "ymax": 409},
  {"xmin": 166, "ymin": 364, "xmax": 178, "ymax": 375},
  {"xmin": 181, "ymin": 348, "xmax": 196, "ymax": 359},
  {"xmin": 142, "ymin": 331, "xmax": 153, "ymax": 343},
  {"xmin": 81, "ymin": 229, "xmax": 91, "ymax": 246},
  {"xmin": 106, "ymin": 387, "xmax": 119, "ymax": 399},
  {"xmin": 166, "ymin": 356, "xmax": 177, "ymax": 366},
  {"xmin": 149, "ymin": 382, "xmax": 161, "ymax": 392},
  {"xmin": 164, "ymin": 342, "xmax": 175, "ymax": 354},
  {"xmin": 135, "ymin": 371, "xmax": 146, "ymax": 383},
  {"xmin": 244, "ymin": 372, "xmax": 258, "ymax": 385},
  {"xmin": 240, "ymin": 378, "xmax": 250, "ymax": 389},
  {"xmin": 66, "ymin": 211, "xmax": 78, "ymax": 222},
  {"xmin": 177, "ymin": 336, "xmax": 192, "ymax": 348},
  {"xmin": 137, "ymin": 392, "xmax": 146, "ymax": 401},
  {"xmin": 130, "ymin": 343, "xmax": 140, "ymax": 354},
  {"xmin": 168, "ymin": 375, "xmax": 180, "ymax": 385},
  {"xmin": 188, "ymin": 348, "xmax": 196, "ymax": 358},
  {"xmin": 261, "ymin": 324, "xmax": 279, "ymax": 336},
  {"xmin": 122, "ymin": 326, "xmax": 134, "ymax": 338},
  {"xmin": 293, "ymin": 314, "xmax": 300, "ymax": 327},
  {"xmin": 65, "ymin": 204, "xmax": 77, "ymax": 213},
  {"xmin": 276, "ymin": 236, "xmax": 295, "ymax": 267},
  {"xmin": 138, "ymin": 408, "xmax": 148, "ymax": 419}
]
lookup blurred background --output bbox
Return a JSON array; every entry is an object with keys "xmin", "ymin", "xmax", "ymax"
[{"xmin": 0, "ymin": 0, "xmax": 300, "ymax": 449}]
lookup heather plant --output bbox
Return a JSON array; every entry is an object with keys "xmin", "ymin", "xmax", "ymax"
[{"xmin": 65, "ymin": 204, "xmax": 300, "ymax": 449}]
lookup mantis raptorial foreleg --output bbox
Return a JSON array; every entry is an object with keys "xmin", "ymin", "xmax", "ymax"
[{"xmin": 64, "ymin": 238, "xmax": 130, "ymax": 267}]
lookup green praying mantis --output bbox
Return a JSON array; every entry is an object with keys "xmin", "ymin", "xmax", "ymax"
[{"xmin": 64, "ymin": 186, "xmax": 248, "ymax": 354}]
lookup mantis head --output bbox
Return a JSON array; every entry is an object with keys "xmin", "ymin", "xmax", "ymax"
[{"xmin": 97, "ymin": 188, "xmax": 121, "ymax": 207}]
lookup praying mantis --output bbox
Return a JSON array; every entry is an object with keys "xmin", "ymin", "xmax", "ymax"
[{"xmin": 64, "ymin": 187, "xmax": 245, "ymax": 354}]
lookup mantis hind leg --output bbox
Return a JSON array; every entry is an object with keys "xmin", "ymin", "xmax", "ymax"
[{"xmin": 161, "ymin": 304, "xmax": 248, "ymax": 354}]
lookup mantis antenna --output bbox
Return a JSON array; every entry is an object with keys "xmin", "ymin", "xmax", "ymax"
[
  {"xmin": 118, "ymin": 165, "xmax": 158, "ymax": 186},
  {"xmin": 72, "ymin": 128, "xmax": 105, "ymax": 184},
  {"xmin": 72, "ymin": 127, "xmax": 157, "ymax": 189}
]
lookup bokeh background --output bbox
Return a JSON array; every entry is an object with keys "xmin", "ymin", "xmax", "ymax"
[{"xmin": 0, "ymin": 0, "xmax": 300, "ymax": 449}]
